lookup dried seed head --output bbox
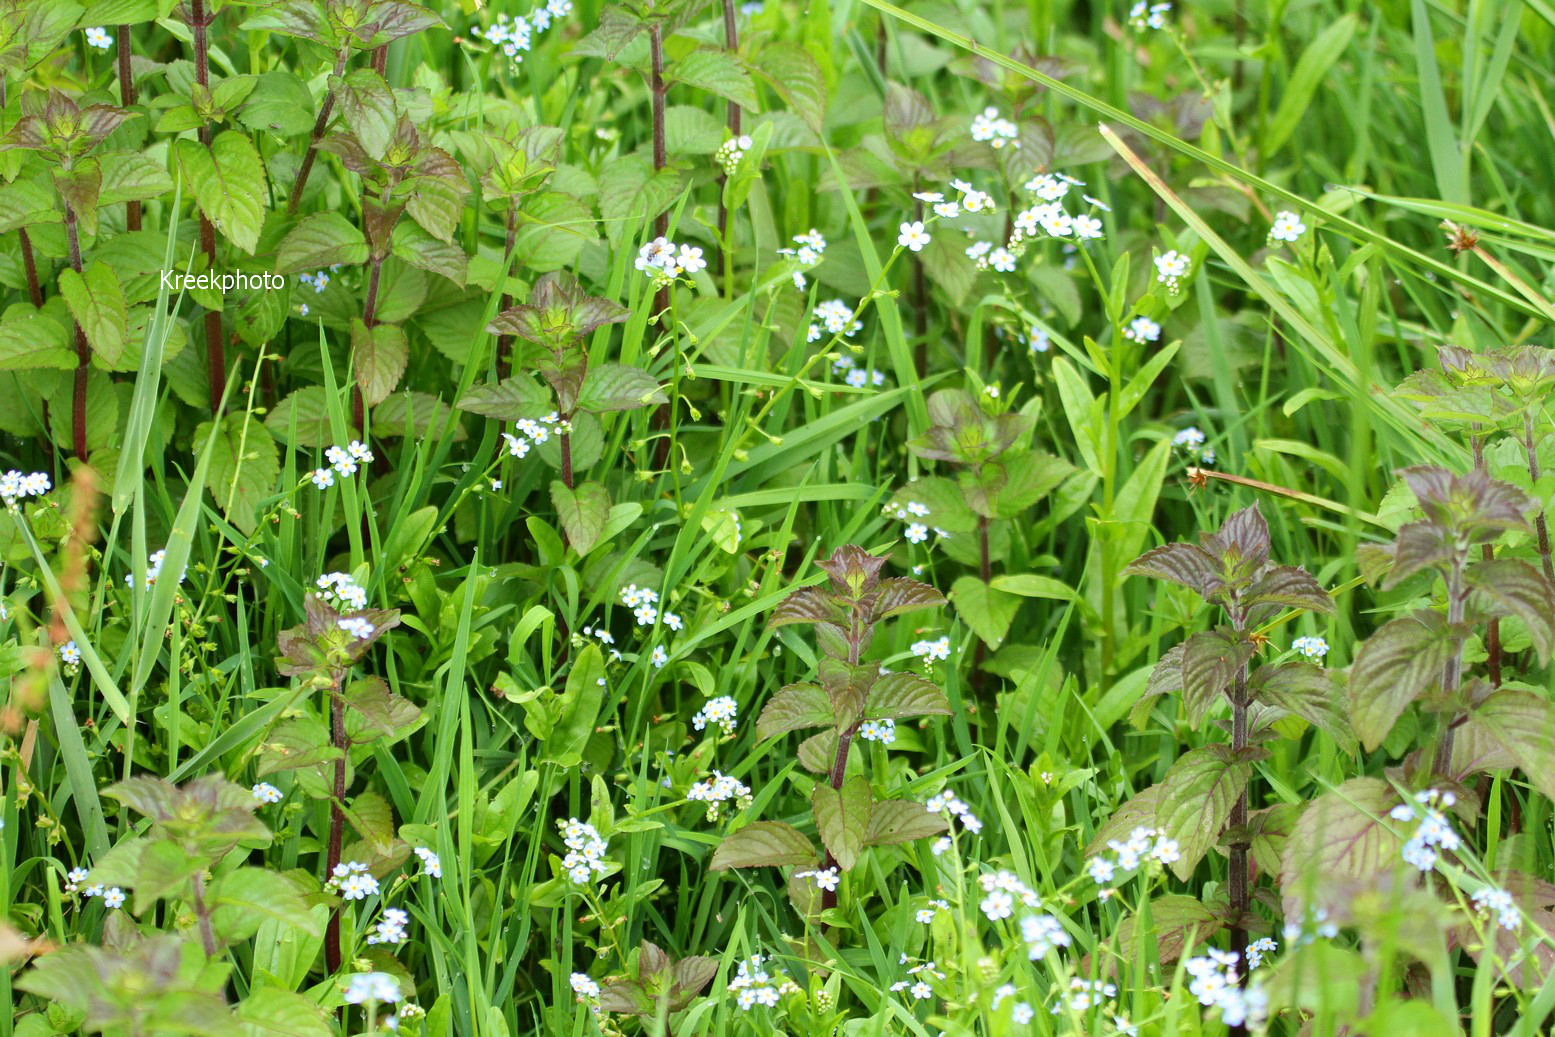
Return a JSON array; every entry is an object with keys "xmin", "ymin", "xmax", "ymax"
[{"xmin": 1442, "ymin": 220, "xmax": 1479, "ymax": 254}]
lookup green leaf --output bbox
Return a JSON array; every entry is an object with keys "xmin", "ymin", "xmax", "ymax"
[
  {"xmin": 812, "ymin": 775, "xmax": 871, "ymax": 871},
  {"xmin": 1127, "ymin": 542, "xmax": 1222, "ymax": 597},
  {"xmin": 1179, "ymin": 628, "xmax": 1253, "ymax": 725},
  {"xmin": 863, "ymin": 799, "xmax": 948, "ymax": 847},
  {"xmin": 1468, "ymin": 688, "xmax": 1555, "ymax": 802},
  {"xmin": 548, "ymin": 643, "xmax": 604, "ymax": 767},
  {"xmin": 275, "ymin": 212, "xmax": 369, "ymax": 274},
  {"xmin": 872, "ymin": 577, "xmax": 946, "ymax": 618},
  {"xmin": 402, "ymin": 148, "xmax": 468, "ymax": 244},
  {"xmin": 1114, "ymin": 894, "xmax": 1221, "ymax": 966},
  {"xmin": 391, "ymin": 220, "xmax": 468, "ymax": 286},
  {"xmin": 1249, "ymin": 662, "xmax": 1354, "ymax": 752},
  {"xmin": 1263, "ymin": 14, "xmax": 1358, "ymax": 155},
  {"xmin": 754, "ymin": 42, "xmax": 827, "ymax": 134},
  {"xmin": 194, "ymin": 414, "xmax": 280, "ymax": 534},
  {"xmin": 950, "ymin": 575, "xmax": 1020, "ymax": 649},
  {"xmin": 350, "ymin": 319, "xmax": 408, "ymax": 408},
  {"xmin": 97, "ymin": 152, "xmax": 174, "ymax": 207},
  {"xmin": 1348, "ymin": 611, "xmax": 1451, "ymax": 751},
  {"xmin": 176, "ymin": 131, "xmax": 268, "ymax": 254},
  {"xmin": 756, "ymin": 682, "xmax": 833, "ymax": 739},
  {"xmin": 576, "ymin": 363, "xmax": 666, "ymax": 413},
  {"xmin": 1280, "ymin": 777, "xmax": 1404, "ymax": 920},
  {"xmin": 343, "ymin": 676, "xmax": 422, "ymax": 744},
  {"xmin": 669, "ymin": 48, "xmax": 759, "ymax": 110},
  {"xmin": 988, "ymin": 573, "xmax": 1075, "ymax": 600},
  {"xmin": 52, "ymin": 162, "xmax": 102, "ymax": 235},
  {"xmin": 0, "ymin": 307, "xmax": 74, "ymax": 370},
  {"xmin": 237, "ymin": 70, "xmax": 318, "ymax": 136},
  {"xmin": 865, "ymin": 671, "xmax": 951, "ymax": 720},
  {"xmin": 1155, "ymin": 744, "xmax": 1252, "ymax": 880},
  {"xmin": 551, "ymin": 479, "xmax": 611, "ymax": 555},
  {"xmin": 236, "ymin": 989, "xmax": 332, "ymax": 1037},
  {"xmin": 58, "ymin": 261, "xmax": 129, "ymax": 367},
  {"xmin": 990, "ymin": 451, "xmax": 1075, "ymax": 517},
  {"xmin": 333, "ymin": 68, "xmax": 396, "ymax": 160},
  {"xmin": 266, "ymin": 386, "xmax": 336, "ymax": 446},
  {"xmin": 709, "ymin": 821, "xmax": 816, "ymax": 870},
  {"xmin": 456, "ymin": 377, "xmax": 552, "ymax": 422},
  {"xmin": 890, "ymin": 475, "xmax": 977, "ymax": 533},
  {"xmin": 0, "ymin": 177, "xmax": 61, "ymax": 233},
  {"xmin": 212, "ymin": 868, "xmax": 321, "ymax": 942},
  {"xmin": 1465, "ymin": 558, "xmax": 1555, "ymax": 665}
]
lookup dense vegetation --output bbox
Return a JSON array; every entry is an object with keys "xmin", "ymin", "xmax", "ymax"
[{"xmin": 1, "ymin": 0, "xmax": 1553, "ymax": 1034}]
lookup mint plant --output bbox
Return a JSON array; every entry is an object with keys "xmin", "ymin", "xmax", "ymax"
[{"xmin": 711, "ymin": 545, "xmax": 951, "ymax": 914}]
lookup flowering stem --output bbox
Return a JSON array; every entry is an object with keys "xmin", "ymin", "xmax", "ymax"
[
  {"xmin": 560, "ymin": 424, "xmax": 574, "ymax": 490},
  {"xmin": 911, "ymin": 192, "xmax": 927, "ymax": 376},
  {"xmin": 64, "ymin": 204, "xmax": 89, "ymax": 462},
  {"xmin": 716, "ymin": 0, "xmax": 740, "ymax": 294},
  {"xmin": 648, "ymin": 23, "xmax": 672, "ymax": 465},
  {"xmin": 289, "ymin": 49, "xmax": 351, "ymax": 215},
  {"xmin": 325, "ymin": 669, "xmax": 348, "ymax": 974},
  {"xmin": 117, "ymin": 26, "xmax": 141, "ymax": 231}
]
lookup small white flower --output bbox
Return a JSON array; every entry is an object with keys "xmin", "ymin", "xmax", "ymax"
[
  {"xmin": 338, "ymin": 617, "xmax": 376, "ymax": 639},
  {"xmin": 101, "ymin": 887, "xmax": 125, "ymax": 909},
  {"xmin": 897, "ymin": 221, "xmax": 931, "ymax": 252},
  {"xmin": 1125, "ymin": 317, "xmax": 1161, "ymax": 343},
  {"xmin": 343, "ymin": 972, "xmax": 401, "ymax": 1005},
  {"xmin": 1291, "ymin": 635, "xmax": 1328, "ymax": 661},
  {"xmin": 1269, "ymin": 210, "xmax": 1307, "ymax": 243},
  {"xmin": 311, "ymin": 468, "xmax": 335, "ymax": 489},
  {"xmin": 905, "ymin": 523, "xmax": 929, "ymax": 544},
  {"xmin": 251, "ymin": 782, "xmax": 283, "ymax": 805},
  {"xmin": 84, "ymin": 26, "xmax": 113, "ymax": 50}
]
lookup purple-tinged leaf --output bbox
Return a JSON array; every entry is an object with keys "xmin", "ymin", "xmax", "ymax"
[
  {"xmin": 1348, "ymin": 610, "xmax": 1452, "ymax": 751},
  {"xmin": 709, "ymin": 821, "xmax": 816, "ymax": 871},
  {"xmin": 813, "ymin": 775, "xmax": 871, "ymax": 870},
  {"xmin": 1155, "ymin": 744, "xmax": 1252, "ymax": 880},
  {"xmin": 864, "ymin": 799, "xmax": 948, "ymax": 847},
  {"xmin": 756, "ymin": 683, "xmax": 833, "ymax": 740}
]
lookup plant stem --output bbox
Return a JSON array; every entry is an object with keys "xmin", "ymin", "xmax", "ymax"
[
  {"xmin": 117, "ymin": 26, "xmax": 141, "ymax": 232},
  {"xmin": 1228, "ymin": 658, "xmax": 1249, "ymax": 1037},
  {"xmin": 497, "ymin": 207, "xmax": 517, "ymax": 379},
  {"xmin": 1473, "ymin": 433, "xmax": 1501, "ymax": 685},
  {"xmin": 192, "ymin": 0, "xmax": 223, "ymax": 415},
  {"xmin": 1431, "ymin": 555, "xmax": 1468, "ymax": 777},
  {"xmin": 326, "ymin": 671, "xmax": 348, "ymax": 973},
  {"xmin": 1524, "ymin": 411, "xmax": 1554, "ymax": 582},
  {"xmin": 560, "ymin": 421, "xmax": 574, "ymax": 490},
  {"xmin": 356, "ymin": 258, "xmax": 384, "ymax": 433},
  {"xmin": 716, "ymin": 0, "xmax": 741, "ymax": 292},
  {"xmin": 648, "ymin": 23, "xmax": 671, "ymax": 466},
  {"xmin": 64, "ymin": 205, "xmax": 89, "ymax": 462},
  {"xmin": 190, "ymin": 871, "xmax": 222, "ymax": 962},
  {"xmin": 912, "ymin": 192, "xmax": 927, "ymax": 376},
  {"xmin": 19, "ymin": 229, "xmax": 42, "ymax": 307},
  {"xmin": 971, "ymin": 514, "xmax": 991, "ymax": 697},
  {"xmin": 289, "ymin": 50, "xmax": 351, "ymax": 215}
]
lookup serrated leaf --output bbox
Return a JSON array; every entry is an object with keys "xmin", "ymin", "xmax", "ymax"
[
  {"xmin": 890, "ymin": 476, "xmax": 978, "ymax": 533},
  {"xmin": 1114, "ymin": 894, "xmax": 1221, "ymax": 967},
  {"xmin": 0, "ymin": 307, "xmax": 74, "ymax": 370},
  {"xmin": 1127, "ymin": 542, "xmax": 1222, "ymax": 597},
  {"xmin": 402, "ymin": 147, "xmax": 468, "ymax": 244},
  {"xmin": 456, "ymin": 377, "xmax": 551, "ymax": 422},
  {"xmin": 212, "ymin": 868, "xmax": 320, "ymax": 942},
  {"xmin": 866, "ymin": 671, "xmax": 950, "ymax": 720},
  {"xmin": 670, "ymin": 48, "xmax": 758, "ymax": 109},
  {"xmin": 1245, "ymin": 565, "xmax": 1336, "ymax": 617},
  {"xmin": 950, "ymin": 575, "xmax": 1020, "ymax": 649},
  {"xmin": 864, "ymin": 799, "xmax": 948, "ymax": 847},
  {"xmin": 350, "ymin": 319, "xmax": 408, "ymax": 407},
  {"xmin": 59, "ymin": 261, "xmax": 129, "ymax": 367},
  {"xmin": 551, "ymin": 479, "xmax": 611, "ymax": 555},
  {"xmin": 334, "ymin": 68, "xmax": 396, "ymax": 160},
  {"xmin": 1280, "ymin": 777, "xmax": 1404, "ymax": 920},
  {"xmin": 769, "ymin": 587, "xmax": 841, "ymax": 628},
  {"xmin": 236, "ymin": 988, "xmax": 332, "ymax": 1037},
  {"xmin": 1085, "ymin": 784, "xmax": 1164, "ymax": 856},
  {"xmin": 755, "ymin": 42, "xmax": 826, "ymax": 133},
  {"xmin": 871, "ymin": 577, "xmax": 946, "ymax": 619},
  {"xmin": 1348, "ymin": 611, "xmax": 1451, "ymax": 751},
  {"xmin": 275, "ymin": 212, "xmax": 369, "ymax": 274},
  {"xmin": 97, "ymin": 152, "xmax": 173, "ymax": 207},
  {"xmin": 1465, "ymin": 558, "xmax": 1555, "ymax": 665},
  {"xmin": 266, "ymin": 386, "xmax": 336, "ymax": 446},
  {"xmin": 576, "ymin": 363, "xmax": 666, "ymax": 413},
  {"xmin": 1249, "ymin": 662, "xmax": 1353, "ymax": 751},
  {"xmin": 391, "ymin": 219, "xmax": 467, "ymax": 286},
  {"xmin": 343, "ymin": 675, "xmax": 421, "ymax": 744},
  {"xmin": 1179, "ymin": 628, "xmax": 1253, "ymax": 725},
  {"xmin": 812, "ymin": 775, "xmax": 871, "ymax": 871},
  {"xmin": 709, "ymin": 821, "xmax": 816, "ymax": 870},
  {"xmin": 237, "ymin": 69, "xmax": 318, "ymax": 136},
  {"xmin": 176, "ymin": 131, "xmax": 268, "ymax": 254},
  {"xmin": 1155, "ymin": 745, "xmax": 1251, "ymax": 880},
  {"xmin": 991, "ymin": 451, "xmax": 1075, "ymax": 516},
  {"xmin": 195, "ymin": 414, "xmax": 280, "ymax": 534},
  {"xmin": 756, "ymin": 683, "xmax": 833, "ymax": 739},
  {"xmin": 1468, "ymin": 688, "xmax": 1555, "ymax": 801}
]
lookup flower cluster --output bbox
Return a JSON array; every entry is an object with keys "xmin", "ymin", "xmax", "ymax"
[
  {"xmin": 1291, "ymin": 635, "xmax": 1329, "ymax": 661},
  {"xmin": 1084, "ymin": 825, "xmax": 1180, "ymax": 888},
  {"xmin": 297, "ymin": 267, "xmax": 336, "ymax": 294},
  {"xmin": 1123, "ymin": 316, "xmax": 1161, "ymax": 343},
  {"xmin": 971, "ymin": 107, "xmax": 1020, "ymax": 148},
  {"xmin": 58, "ymin": 640, "xmax": 81, "ymax": 675},
  {"xmin": 636, "ymin": 236, "xmax": 707, "ymax": 286},
  {"xmin": 794, "ymin": 866, "xmax": 840, "ymax": 891},
  {"xmin": 1471, "ymin": 885, "xmax": 1521, "ymax": 932},
  {"xmin": 1154, "ymin": 249, "xmax": 1192, "ymax": 292},
  {"xmin": 1052, "ymin": 976, "xmax": 1117, "ymax": 1014},
  {"xmin": 570, "ymin": 972, "xmax": 601, "ymax": 1009},
  {"xmin": 914, "ymin": 898, "xmax": 949, "ymax": 923},
  {"xmin": 692, "ymin": 695, "xmax": 738, "ymax": 734},
  {"xmin": 559, "ymin": 817, "xmax": 609, "ymax": 884},
  {"xmin": 927, "ymin": 789, "xmax": 984, "ymax": 853},
  {"xmin": 1171, "ymin": 426, "xmax": 1216, "ymax": 466},
  {"xmin": 125, "ymin": 548, "xmax": 187, "ymax": 590},
  {"xmin": 367, "ymin": 907, "xmax": 409, "ymax": 945},
  {"xmin": 84, "ymin": 26, "xmax": 113, "ymax": 50},
  {"xmin": 74, "ymin": 874, "xmax": 125, "ymax": 909},
  {"xmin": 858, "ymin": 718, "xmax": 896, "ymax": 744},
  {"xmin": 715, "ymin": 134, "xmax": 753, "ymax": 176},
  {"xmin": 310, "ymin": 441, "xmax": 373, "ymax": 488},
  {"xmin": 910, "ymin": 635, "xmax": 953, "ymax": 664},
  {"xmin": 890, "ymin": 959, "xmax": 946, "ymax": 1001},
  {"xmin": 251, "ymin": 782, "xmax": 283, "ymax": 805},
  {"xmin": 470, "ymin": 0, "xmax": 571, "ymax": 68},
  {"xmin": 1020, "ymin": 912, "xmax": 1073, "ymax": 958},
  {"xmin": 1390, "ymin": 788, "xmax": 1461, "ymax": 871},
  {"xmin": 316, "ymin": 572, "xmax": 368, "ymax": 610},
  {"xmin": 329, "ymin": 861, "xmax": 380, "ymax": 901},
  {"xmin": 414, "ymin": 846, "xmax": 442, "ymax": 879},
  {"xmin": 342, "ymin": 972, "xmax": 400, "ymax": 1005},
  {"xmin": 975, "ymin": 869, "xmax": 1040, "ymax": 921},
  {"xmin": 1, "ymin": 470, "xmax": 50, "ymax": 510},
  {"xmin": 779, "ymin": 229, "xmax": 828, "ymax": 289},
  {"xmin": 1129, "ymin": 1, "xmax": 1172, "ymax": 30},
  {"xmin": 727, "ymin": 954, "xmax": 801, "ymax": 1011},
  {"xmin": 686, "ymin": 771, "xmax": 751, "ymax": 820},
  {"xmin": 338, "ymin": 617, "xmax": 376, "ymax": 639},
  {"xmin": 832, "ymin": 355, "xmax": 887, "ymax": 389},
  {"xmin": 1269, "ymin": 209, "xmax": 1307, "ymax": 244},
  {"xmin": 808, "ymin": 299, "xmax": 862, "ymax": 342},
  {"xmin": 1185, "ymin": 950, "xmax": 1268, "ymax": 1029},
  {"xmin": 502, "ymin": 413, "xmax": 561, "ymax": 459}
]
